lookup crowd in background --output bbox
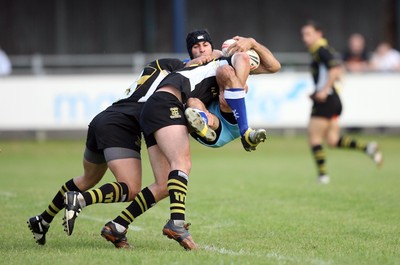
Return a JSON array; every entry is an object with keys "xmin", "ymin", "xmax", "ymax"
[
  {"xmin": 343, "ymin": 33, "xmax": 400, "ymax": 73},
  {"xmin": 0, "ymin": 46, "xmax": 12, "ymax": 76}
]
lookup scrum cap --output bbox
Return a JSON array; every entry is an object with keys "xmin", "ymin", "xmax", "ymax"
[{"xmin": 186, "ymin": 29, "xmax": 213, "ymax": 59}]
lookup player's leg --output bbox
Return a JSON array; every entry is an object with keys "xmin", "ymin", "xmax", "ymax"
[
  {"xmin": 101, "ymin": 144, "xmax": 170, "ymax": 249},
  {"xmin": 308, "ymin": 117, "xmax": 330, "ymax": 184},
  {"xmin": 28, "ymin": 133, "xmax": 107, "ymax": 245},
  {"xmin": 217, "ymin": 56, "xmax": 267, "ymax": 151},
  {"xmin": 139, "ymin": 90, "xmax": 197, "ymax": 250},
  {"xmin": 185, "ymin": 97, "xmax": 218, "ymax": 141},
  {"xmin": 217, "ymin": 55, "xmax": 249, "ymax": 136},
  {"xmin": 74, "ymin": 155, "xmax": 142, "ymax": 208},
  {"xmin": 64, "ymin": 112, "xmax": 143, "ymax": 235},
  {"xmin": 154, "ymin": 125, "xmax": 197, "ymax": 250},
  {"xmin": 327, "ymin": 118, "xmax": 383, "ymax": 166},
  {"xmin": 28, "ymin": 160, "xmax": 107, "ymax": 245}
]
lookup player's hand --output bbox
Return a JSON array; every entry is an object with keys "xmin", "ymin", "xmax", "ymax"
[
  {"xmin": 311, "ymin": 90, "xmax": 328, "ymax": 102},
  {"xmin": 229, "ymin": 36, "xmax": 255, "ymax": 54},
  {"xmin": 218, "ymin": 93, "xmax": 232, "ymax": 112},
  {"xmin": 204, "ymin": 111, "xmax": 215, "ymax": 126},
  {"xmin": 187, "ymin": 55, "xmax": 213, "ymax": 66}
]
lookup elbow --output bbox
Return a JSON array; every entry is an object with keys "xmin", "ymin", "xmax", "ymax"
[
  {"xmin": 269, "ymin": 61, "xmax": 281, "ymax": 73},
  {"xmin": 274, "ymin": 61, "xmax": 282, "ymax": 72}
]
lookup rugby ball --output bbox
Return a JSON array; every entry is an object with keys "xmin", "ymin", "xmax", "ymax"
[
  {"xmin": 246, "ymin": 49, "xmax": 260, "ymax": 71},
  {"xmin": 221, "ymin": 39, "xmax": 236, "ymax": 56},
  {"xmin": 221, "ymin": 39, "xmax": 260, "ymax": 71}
]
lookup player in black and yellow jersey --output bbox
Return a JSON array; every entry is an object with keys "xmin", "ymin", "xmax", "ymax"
[
  {"xmin": 27, "ymin": 58, "xmax": 185, "ymax": 246},
  {"xmin": 301, "ymin": 21, "xmax": 383, "ymax": 184},
  {"xmin": 28, "ymin": 30, "xmax": 279, "ymax": 250},
  {"xmin": 70, "ymin": 30, "xmax": 279, "ymax": 251}
]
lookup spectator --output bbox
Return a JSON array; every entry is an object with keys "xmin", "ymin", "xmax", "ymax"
[
  {"xmin": 342, "ymin": 33, "xmax": 369, "ymax": 72},
  {"xmin": 0, "ymin": 46, "xmax": 12, "ymax": 76},
  {"xmin": 369, "ymin": 42, "xmax": 400, "ymax": 72}
]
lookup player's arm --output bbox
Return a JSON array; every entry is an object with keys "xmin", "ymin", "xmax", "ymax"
[
  {"xmin": 228, "ymin": 36, "xmax": 281, "ymax": 74},
  {"xmin": 313, "ymin": 65, "xmax": 342, "ymax": 102},
  {"xmin": 312, "ymin": 48, "xmax": 343, "ymax": 102},
  {"xmin": 185, "ymin": 50, "xmax": 223, "ymax": 67},
  {"xmin": 186, "ymin": 97, "xmax": 219, "ymax": 130}
]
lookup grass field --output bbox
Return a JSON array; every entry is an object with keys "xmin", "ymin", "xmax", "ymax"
[{"xmin": 0, "ymin": 135, "xmax": 399, "ymax": 265}]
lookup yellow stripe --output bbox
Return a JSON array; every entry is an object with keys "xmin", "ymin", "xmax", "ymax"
[
  {"xmin": 168, "ymin": 179, "xmax": 187, "ymax": 189},
  {"xmin": 45, "ymin": 209, "xmax": 56, "ymax": 217},
  {"xmin": 170, "ymin": 203, "xmax": 185, "ymax": 209},
  {"xmin": 61, "ymin": 185, "xmax": 67, "ymax": 195},
  {"xmin": 343, "ymin": 137, "xmax": 351, "ymax": 147},
  {"xmin": 168, "ymin": 185, "xmax": 187, "ymax": 194},
  {"xmin": 121, "ymin": 209, "xmax": 134, "ymax": 221},
  {"xmin": 315, "ymin": 150, "xmax": 325, "ymax": 159},
  {"xmin": 111, "ymin": 182, "xmax": 121, "ymax": 201},
  {"xmin": 89, "ymin": 190, "xmax": 97, "ymax": 203},
  {"xmin": 50, "ymin": 202, "xmax": 60, "ymax": 213},
  {"xmin": 156, "ymin": 59, "xmax": 162, "ymax": 71},
  {"xmin": 170, "ymin": 209, "xmax": 186, "ymax": 214},
  {"xmin": 138, "ymin": 192, "xmax": 147, "ymax": 211},
  {"xmin": 199, "ymin": 126, "xmax": 208, "ymax": 137},
  {"xmin": 137, "ymin": 75, "xmax": 150, "ymax": 85},
  {"xmin": 135, "ymin": 196, "xmax": 144, "ymax": 213}
]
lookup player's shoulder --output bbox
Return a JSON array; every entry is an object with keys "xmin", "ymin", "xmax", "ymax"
[{"xmin": 148, "ymin": 58, "xmax": 185, "ymax": 72}]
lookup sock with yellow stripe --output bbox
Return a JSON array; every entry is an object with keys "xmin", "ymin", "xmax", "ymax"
[
  {"xmin": 311, "ymin": 145, "xmax": 327, "ymax": 176},
  {"xmin": 112, "ymin": 187, "xmax": 156, "ymax": 228},
  {"xmin": 41, "ymin": 179, "xmax": 82, "ymax": 224},
  {"xmin": 336, "ymin": 135, "xmax": 366, "ymax": 151},
  {"xmin": 81, "ymin": 182, "xmax": 129, "ymax": 206},
  {"xmin": 167, "ymin": 170, "xmax": 188, "ymax": 221}
]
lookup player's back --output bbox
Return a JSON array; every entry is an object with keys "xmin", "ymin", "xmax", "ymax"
[
  {"xmin": 157, "ymin": 58, "xmax": 231, "ymax": 105},
  {"xmin": 106, "ymin": 58, "xmax": 185, "ymax": 118}
]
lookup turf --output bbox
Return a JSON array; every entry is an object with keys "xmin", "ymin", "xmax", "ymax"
[{"xmin": 0, "ymin": 135, "xmax": 399, "ymax": 265}]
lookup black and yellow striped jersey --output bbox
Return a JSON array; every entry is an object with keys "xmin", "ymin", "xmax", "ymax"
[
  {"xmin": 157, "ymin": 57, "xmax": 231, "ymax": 106},
  {"xmin": 309, "ymin": 39, "xmax": 342, "ymax": 93},
  {"xmin": 106, "ymin": 58, "xmax": 185, "ymax": 119}
]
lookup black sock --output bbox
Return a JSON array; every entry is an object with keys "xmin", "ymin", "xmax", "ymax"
[
  {"xmin": 337, "ymin": 135, "xmax": 366, "ymax": 151},
  {"xmin": 113, "ymin": 187, "xmax": 156, "ymax": 228},
  {"xmin": 82, "ymin": 182, "xmax": 129, "ymax": 206},
  {"xmin": 41, "ymin": 178, "xmax": 81, "ymax": 224},
  {"xmin": 167, "ymin": 170, "xmax": 188, "ymax": 220},
  {"xmin": 311, "ymin": 145, "xmax": 327, "ymax": 176}
]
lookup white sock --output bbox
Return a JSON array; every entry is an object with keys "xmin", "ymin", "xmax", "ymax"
[
  {"xmin": 173, "ymin": 219, "xmax": 184, "ymax": 226},
  {"xmin": 112, "ymin": 221, "xmax": 127, "ymax": 233},
  {"xmin": 77, "ymin": 193, "xmax": 86, "ymax": 208}
]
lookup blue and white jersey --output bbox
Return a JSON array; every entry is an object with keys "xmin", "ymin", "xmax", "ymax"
[{"xmin": 191, "ymin": 100, "xmax": 240, "ymax": 148}]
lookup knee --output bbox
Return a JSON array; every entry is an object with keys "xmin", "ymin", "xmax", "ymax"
[
  {"xmin": 216, "ymin": 65, "xmax": 236, "ymax": 84},
  {"xmin": 186, "ymin": 97, "xmax": 203, "ymax": 109},
  {"xmin": 185, "ymin": 160, "xmax": 192, "ymax": 175},
  {"xmin": 126, "ymin": 184, "xmax": 141, "ymax": 201},
  {"xmin": 156, "ymin": 184, "xmax": 169, "ymax": 200},
  {"xmin": 232, "ymin": 51, "xmax": 250, "ymax": 66},
  {"xmin": 326, "ymin": 138, "xmax": 339, "ymax": 148},
  {"xmin": 74, "ymin": 175, "xmax": 101, "ymax": 191}
]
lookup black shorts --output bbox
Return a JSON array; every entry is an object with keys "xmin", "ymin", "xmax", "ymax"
[
  {"xmin": 86, "ymin": 110, "xmax": 142, "ymax": 154},
  {"xmin": 311, "ymin": 93, "xmax": 342, "ymax": 119},
  {"xmin": 140, "ymin": 91, "xmax": 186, "ymax": 147}
]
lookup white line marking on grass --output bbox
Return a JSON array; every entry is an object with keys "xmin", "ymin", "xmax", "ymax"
[
  {"xmin": 202, "ymin": 245, "xmax": 332, "ymax": 265},
  {"xmin": 79, "ymin": 215, "xmax": 143, "ymax": 231},
  {"xmin": 0, "ymin": 191, "xmax": 16, "ymax": 198}
]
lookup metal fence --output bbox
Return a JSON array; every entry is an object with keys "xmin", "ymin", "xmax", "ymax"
[{"xmin": 8, "ymin": 52, "xmax": 310, "ymax": 75}]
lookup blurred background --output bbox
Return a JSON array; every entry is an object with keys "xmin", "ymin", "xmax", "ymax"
[{"xmin": 1, "ymin": 0, "xmax": 400, "ymax": 139}]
